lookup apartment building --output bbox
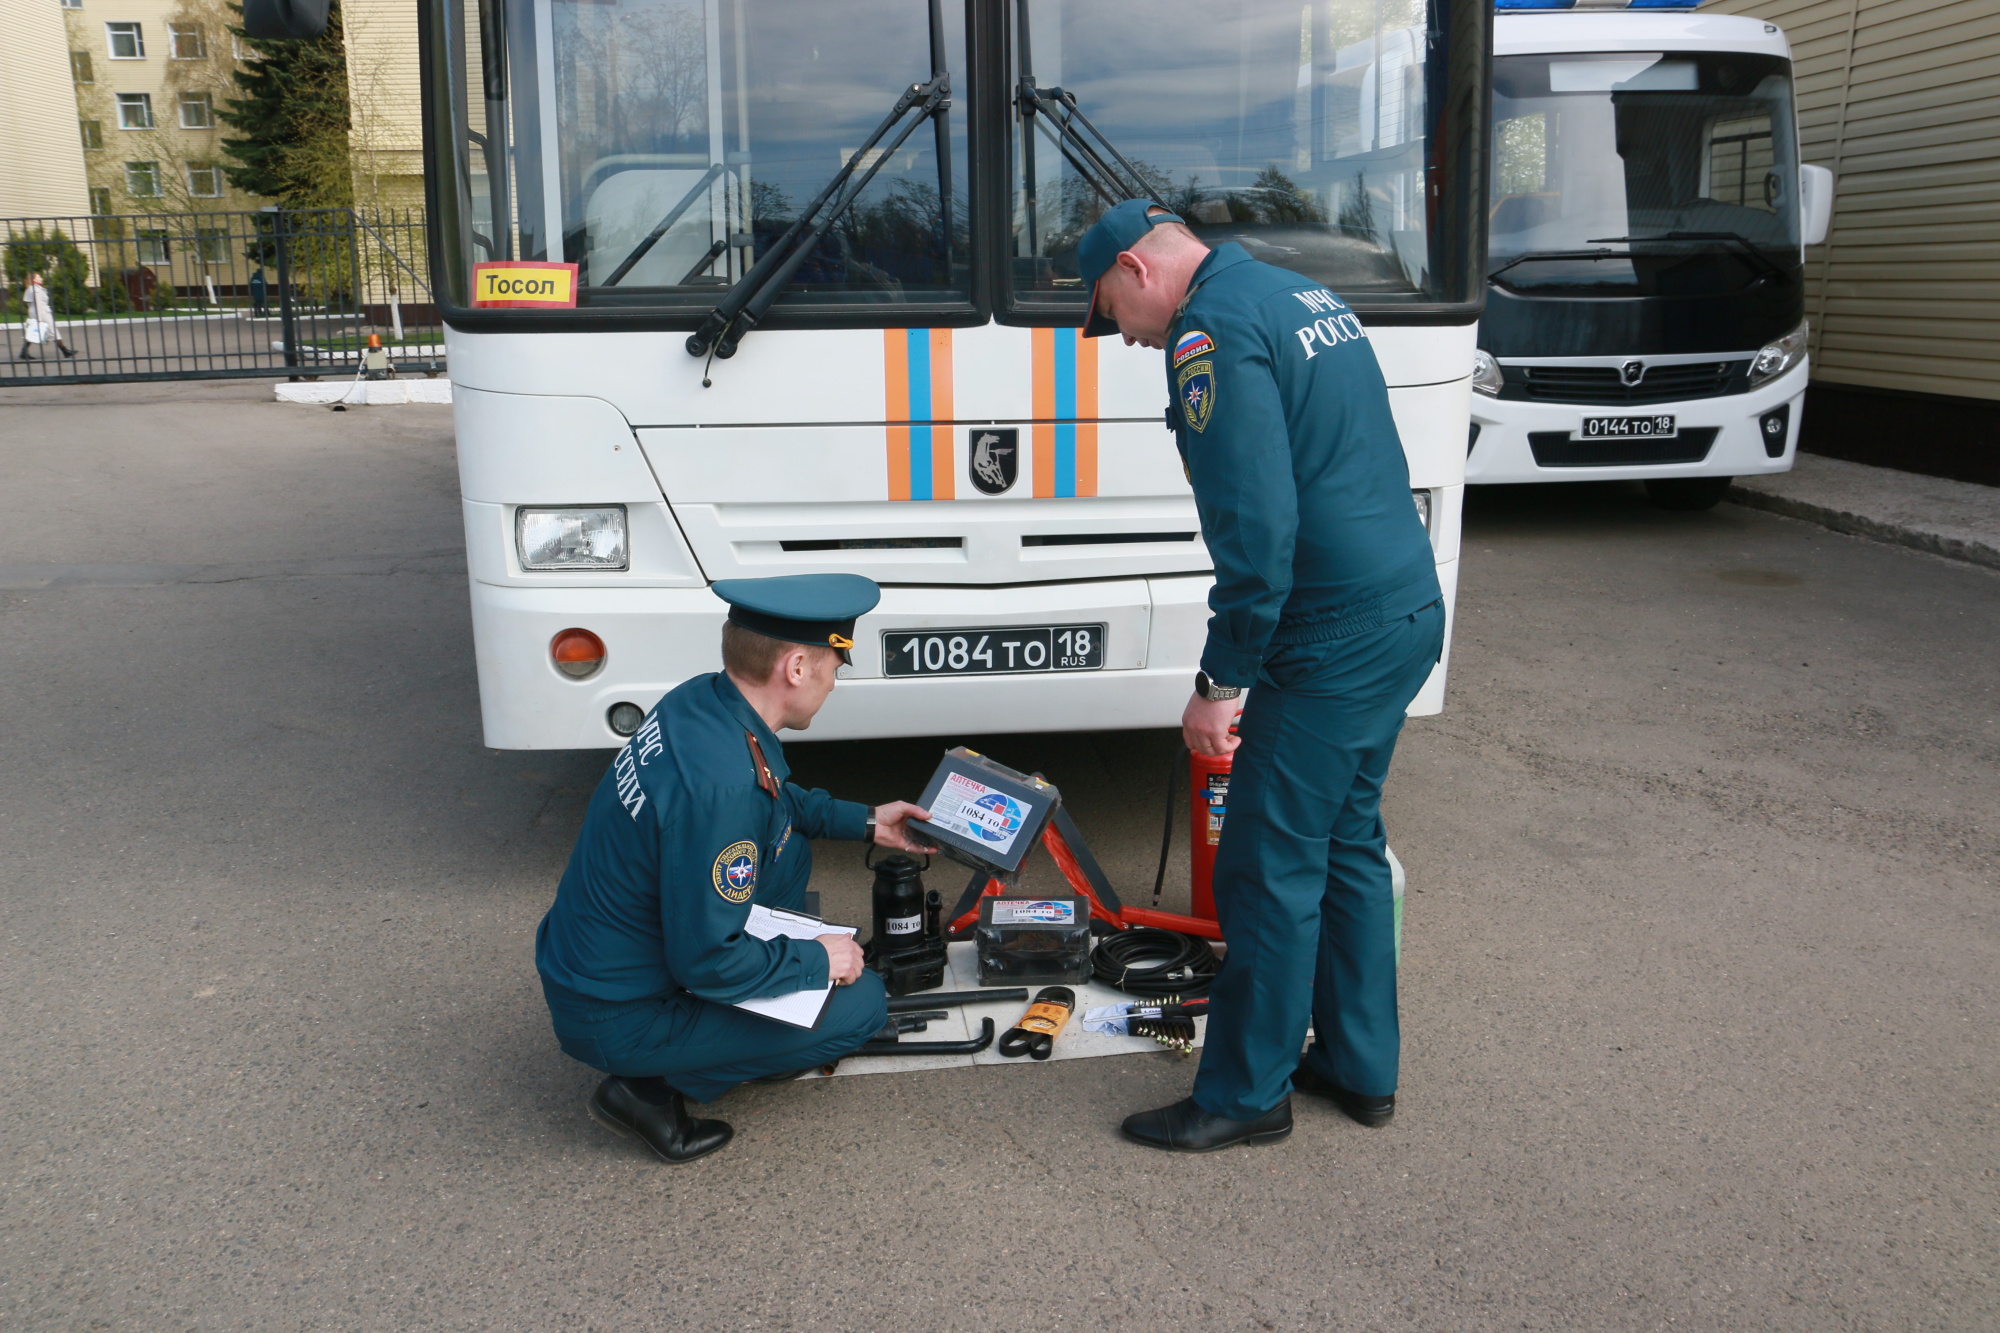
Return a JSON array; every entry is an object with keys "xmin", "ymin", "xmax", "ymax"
[
  {"xmin": 1707, "ymin": 0, "xmax": 1998, "ymax": 483},
  {"xmin": 61, "ymin": 0, "xmax": 268, "ymax": 217}
]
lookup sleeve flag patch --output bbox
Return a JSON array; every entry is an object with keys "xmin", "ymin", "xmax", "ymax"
[{"xmin": 1172, "ymin": 330, "xmax": 1214, "ymax": 367}]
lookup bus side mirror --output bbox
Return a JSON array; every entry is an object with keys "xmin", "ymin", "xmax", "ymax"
[
  {"xmin": 1799, "ymin": 164, "xmax": 1834, "ymax": 248},
  {"xmin": 241, "ymin": 0, "xmax": 331, "ymax": 40}
]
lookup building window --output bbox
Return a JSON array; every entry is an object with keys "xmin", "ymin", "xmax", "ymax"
[
  {"xmin": 166, "ymin": 22, "xmax": 205, "ymax": 59},
  {"xmin": 167, "ymin": 22, "xmax": 207, "ymax": 59},
  {"xmin": 187, "ymin": 163, "xmax": 223, "ymax": 198},
  {"xmin": 71, "ymin": 50, "xmax": 93, "ymax": 83},
  {"xmin": 179, "ymin": 92, "xmax": 213, "ymax": 128},
  {"xmin": 62, "ymin": 0, "xmax": 83, "ymax": 9},
  {"xmin": 89, "ymin": 186, "xmax": 113, "ymax": 215},
  {"xmin": 115, "ymin": 91, "xmax": 154, "ymax": 129},
  {"xmin": 80, "ymin": 119, "xmax": 104, "ymax": 150},
  {"xmin": 124, "ymin": 161, "xmax": 161, "ymax": 197},
  {"xmin": 136, "ymin": 229, "xmax": 170, "ymax": 264},
  {"xmin": 105, "ymin": 21, "xmax": 144, "ymax": 59},
  {"xmin": 196, "ymin": 228, "xmax": 230, "ymax": 263}
]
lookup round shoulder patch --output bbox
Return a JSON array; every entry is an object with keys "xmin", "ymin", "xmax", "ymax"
[{"xmin": 712, "ymin": 840, "xmax": 759, "ymax": 902}]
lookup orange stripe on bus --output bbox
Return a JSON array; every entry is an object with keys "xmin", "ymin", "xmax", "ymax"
[
  {"xmin": 1032, "ymin": 326, "xmax": 1055, "ymax": 498},
  {"xmin": 1076, "ymin": 332, "xmax": 1098, "ymax": 497},
  {"xmin": 884, "ymin": 328, "xmax": 911, "ymax": 502},
  {"xmin": 929, "ymin": 328, "xmax": 955, "ymax": 500}
]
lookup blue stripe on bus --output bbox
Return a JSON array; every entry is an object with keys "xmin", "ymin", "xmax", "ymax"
[
  {"xmin": 907, "ymin": 328, "xmax": 932, "ymax": 501},
  {"xmin": 1054, "ymin": 329, "xmax": 1077, "ymax": 499}
]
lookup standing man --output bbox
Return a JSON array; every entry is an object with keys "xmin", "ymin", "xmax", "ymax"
[
  {"xmin": 536, "ymin": 573, "xmax": 934, "ymax": 1164},
  {"xmin": 1081, "ymin": 201, "xmax": 1444, "ymax": 1152}
]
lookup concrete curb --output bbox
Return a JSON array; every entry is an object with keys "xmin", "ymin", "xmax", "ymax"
[
  {"xmin": 1726, "ymin": 482, "xmax": 2000, "ymax": 571},
  {"xmin": 275, "ymin": 379, "xmax": 452, "ymax": 406}
]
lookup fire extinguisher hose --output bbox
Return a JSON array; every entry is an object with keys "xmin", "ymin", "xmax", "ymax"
[
  {"xmin": 1151, "ymin": 744, "xmax": 1188, "ymax": 908},
  {"xmin": 1091, "ymin": 927, "xmax": 1219, "ymax": 999}
]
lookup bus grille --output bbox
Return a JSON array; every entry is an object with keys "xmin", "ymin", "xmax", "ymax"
[
  {"xmin": 1503, "ymin": 361, "xmax": 1749, "ymax": 405},
  {"xmin": 1528, "ymin": 428, "xmax": 1719, "ymax": 467}
]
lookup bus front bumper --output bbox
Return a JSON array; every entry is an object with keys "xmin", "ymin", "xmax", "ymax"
[
  {"xmin": 1466, "ymin": 361, "xmax": 1806, "ymax": 485},
  {"xmin": 470, "ymin": 574, "xmax": 1224, "ymax": 748}
]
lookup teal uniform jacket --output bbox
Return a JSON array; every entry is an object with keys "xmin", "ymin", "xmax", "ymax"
[
  {"xmin": 1166, "ymin": 243, "xmax": 1440, "ymax": 688},
  {"xmin": 535, "ymin": 672, "xmax": 869, "ymax": 1007}
]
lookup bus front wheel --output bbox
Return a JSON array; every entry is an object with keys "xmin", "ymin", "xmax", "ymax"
[{"xmin": 1646, "ymin": 476, "xmax": 1734, "ymax": 512}]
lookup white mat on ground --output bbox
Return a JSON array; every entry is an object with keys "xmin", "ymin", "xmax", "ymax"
[
  {"xmin": 275, "ymin": 379, "xmax": 452, "ymax": 405},
  {"xmin": 810, "ymin": 940, "xmax": 1205, "ymax": 1079}
]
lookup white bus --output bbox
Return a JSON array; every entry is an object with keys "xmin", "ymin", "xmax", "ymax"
[
  {"xmin": 417, "ymin": 0, "xmax": 1491, "ymax": 747},
  {"xmin": 1468, "ymin": 2, "xmax": 1832, "ymax": 510}
]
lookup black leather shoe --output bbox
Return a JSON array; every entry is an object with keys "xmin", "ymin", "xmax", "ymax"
[
  {"xmin": 1121, "ymin": 1096, "xmax": 1292, "ymax": 1152},
  {"xmin": 1292, "ymin": 1060, "xmax": 1395, "ymax": 1126},
  {"xmin": 587, "ymin": 1076, "xmax": 733, "ymax": 1162}
]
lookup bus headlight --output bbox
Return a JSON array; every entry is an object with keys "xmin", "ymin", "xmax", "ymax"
[
  {"xmin": 1749, "ymin": 321, "xmax": 1808, "ymax": 388},
  {"xmin": 517, "ymin": 506, "xmax": 629, "ymax": 571},
  {"xmin": 1471, "ymin": 348, "xmax": 1503, "ymax": 397}
]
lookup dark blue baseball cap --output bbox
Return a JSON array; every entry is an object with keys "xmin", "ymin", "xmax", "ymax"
[
  {"xmin": 1077, "ymin": 199, "xmax": 1185, "ymax": 338},
  {"xmin": 713, "ymin": 573, "xmax": 880, "ymax": 664}
]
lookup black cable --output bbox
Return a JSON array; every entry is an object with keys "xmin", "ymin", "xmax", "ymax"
[
  {"xmin": 1092, "ymin": 927, "xmax": 1219, "ymax": 1000},
  {"xmin": 1150, "ymin": 744, "xmax": 1186, "ymax": 908}
]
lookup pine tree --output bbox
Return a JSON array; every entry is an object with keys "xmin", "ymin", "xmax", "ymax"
[{"xmin": 217, "ymin": 1, "xmax": 354, "ymax": 208}]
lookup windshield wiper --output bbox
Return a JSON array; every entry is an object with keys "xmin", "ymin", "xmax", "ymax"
[
  {"xmin": 1587, "ymin": 232, "xmax": 1793, "ymax": 285},
  {"xmin": 1014, "ymin": 0, "xmax": 1148, "ymax": 255},
  {"xmin": 684, "ymin": 0, "xmax": 954, "ymax": 370},
  {"xmin": 1487, "ymin": 247, "xmax": 1627, "ymax": 282}
]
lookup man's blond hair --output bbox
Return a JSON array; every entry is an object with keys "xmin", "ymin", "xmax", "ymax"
[{"xmin": 721, "ymin": 621, "xmax": 833, "ymax": 684}]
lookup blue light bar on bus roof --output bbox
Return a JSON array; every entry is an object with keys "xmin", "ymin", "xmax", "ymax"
[{"xmin": 1495, "ymin": 0, "xmax": 1702, "ymax": 10}]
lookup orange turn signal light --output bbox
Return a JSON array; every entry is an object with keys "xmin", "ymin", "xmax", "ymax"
[{"xmin": 550, "ymin": 627, "xmax": 606, "ymax": 679}]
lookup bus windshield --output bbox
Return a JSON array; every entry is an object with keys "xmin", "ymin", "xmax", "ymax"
[
  {"xmin": 1010, "ymin": 0, "xmax": 1459, "ymax": 310},
  {"xmin": 1488, "ymin": 51, "xmax": 1800, "ymax": 296},
  {"xmin": 429, "ymin": 0, "xmax": 968, "ymax": 313},
  {"xmin": 424, "ymin": 0, "xmax": 1485, "ymax": 322}
]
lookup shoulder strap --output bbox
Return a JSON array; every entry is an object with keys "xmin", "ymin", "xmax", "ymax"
[{"xmin": 744, "ymin": 730, "xmax": 779, "ymax": 798}]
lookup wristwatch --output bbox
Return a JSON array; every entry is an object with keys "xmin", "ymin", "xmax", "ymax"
[
  {"xmin": 1194, "ymin": 670, "xmax": 1242, "ymax": 702},
  {"xmin": 864, "ymin": 816, "xmax": 879, "ymax": 844}
]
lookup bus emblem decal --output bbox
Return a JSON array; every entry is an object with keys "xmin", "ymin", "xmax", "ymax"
[
  {"xmin": 1620, "ymin": 360, "xmax": 1646, "ymax": 387},
  {"xmin": 969, "ymin": 428, "xmax": 1019, "ymax": 495}
]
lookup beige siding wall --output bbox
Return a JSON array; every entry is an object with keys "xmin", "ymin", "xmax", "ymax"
[
  {"xmin": 1706, "ymin": 0, "xmax": 2000, "ymax": 402},
  {"xmin": 0, "ymin": 0, "xmax": 93, "ymax": 218},
  {"xmin": 345, "ymin": 0, "xmax": 425, "ymax": 208}
]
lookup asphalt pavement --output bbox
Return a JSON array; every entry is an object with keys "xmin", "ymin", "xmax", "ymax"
[{"xmin": 2, "ymin": 380, "xmax": 1994, "ymax": 1332}]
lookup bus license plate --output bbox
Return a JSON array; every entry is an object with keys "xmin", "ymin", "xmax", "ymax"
[
  {"xmin": 883, "ymin": 624, "xmax": 1107, "ymax": 677},
  {"xmin": 1582, "ymin": 414, "xmax": 1676, "ymax": 438}
]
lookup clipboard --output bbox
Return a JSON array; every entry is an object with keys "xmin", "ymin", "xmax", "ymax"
[{"xmin": 733, "ymin": 904, "xmax": 857, "ymax": 1030}]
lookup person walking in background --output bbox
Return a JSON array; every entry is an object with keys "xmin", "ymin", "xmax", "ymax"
[{"xmin": 18, "ymin": 272, "xmax": 77, "ymax": 361}]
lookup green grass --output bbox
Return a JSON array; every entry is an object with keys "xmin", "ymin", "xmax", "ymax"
[{"xmin": 301, "ymin": 331, "xmax": 445, "ymax": 352}]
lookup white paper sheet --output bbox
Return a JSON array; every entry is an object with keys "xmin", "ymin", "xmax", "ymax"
[{"xmin": 732, "ymin": 906, "xmax": 857, "ymax": 1030}]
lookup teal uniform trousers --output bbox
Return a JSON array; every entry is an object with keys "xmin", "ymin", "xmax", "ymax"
[{"xmin": 1190, "ymin": 604, "xmax": 1443, "ymax": 1120}]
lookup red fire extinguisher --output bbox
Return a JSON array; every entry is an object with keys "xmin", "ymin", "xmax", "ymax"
[
  {"xmin": 1186, "ymin": 709, "xmax": 1243, "ymax": 922},
  {"xmin": 1187, "ymin": 747, "xmax": 1232, "ymax": 922}
]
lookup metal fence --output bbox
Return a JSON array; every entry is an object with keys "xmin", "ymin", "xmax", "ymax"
[{"xmin": 1, "ymin": 208, "xmax": 443, "ymax": 386}]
